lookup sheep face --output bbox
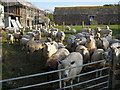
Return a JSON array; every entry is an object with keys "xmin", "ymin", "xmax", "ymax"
[
  {"xmin": 44, "ymin": 43, "xmax": 52, "ymax": 52},
  {"xmin": 71, "ymin": 38, "xmax": 75, "ymax": 44},
  {"xmin": 86, "ymin": 36, "xmax": 93, "ymax": 42},
  {"xmin": 26, "ymin": 44, "xmax": 35, "ymax": 53},
  {"xmin": 43, "ymin": 42, "xmax": 58, "ymax": 57},
  {"xmin": 59, "ymin": 60, "xmax": 75, "ymax": 77},
  {"xmin": 74, "ymin": 39, "xmax": 82, "ymax": 46},
  {"xmin": 100, "ymin": 52, "xmax": 109, "ymax": 59}
]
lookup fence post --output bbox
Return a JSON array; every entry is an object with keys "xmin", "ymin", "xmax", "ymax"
[
  {"xmin": 108, "ymin": 49, "xmax": 118, "ymax": 89},
  {"xmin": 62, "ymin": 22, "xmax": 65, "ymax": 31},
  {"xmin": 108, "ymin": 53, "xmax": 113, "ymax": 89},
  {"xmin": 82, "ymin": 21, "xmax": 84, "ymax": 28}
]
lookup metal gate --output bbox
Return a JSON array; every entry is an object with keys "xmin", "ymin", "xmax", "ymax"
[{"xmin": 0, "ymin": 57, "xmax": 114, "ymax": 90}]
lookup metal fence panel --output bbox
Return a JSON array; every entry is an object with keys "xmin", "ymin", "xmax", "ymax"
[{"xmin": 1, "ymin": 58, "xmax": 111, "ymax": 89}]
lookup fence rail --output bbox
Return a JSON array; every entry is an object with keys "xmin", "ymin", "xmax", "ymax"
[
  {"xmin": 0, "ymin": 58, "xmax": 110, "ymax": 83},
  {"xmin": 1, "ymin": 58, "xmax": 111, "ymax": 90},
  {"xmin": 60, "ymin": 75, "xmax": 109, "ymax": 89},
  {"xmin": 13, "ymin": 67, "xmax": 109, "ymax": 90}
]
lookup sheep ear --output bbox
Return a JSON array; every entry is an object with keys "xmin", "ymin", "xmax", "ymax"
[
  {"xmin": 42, "ymin": 42, "xmax": 46, "ymax": 46},
  {"xmin": 101, "ymin": 52, "xmax": 105, "ymax": 56},
  {"xmin": 71, "ymin": 61, "xmax": 75, "ymax": 65},
  {"xmin": 81, "ymin": 48, "xmax": 84, "ymax": 51},
  {"xmin": 51, "ymin": 42, "xmax": 54, "ymax": 45},
  {"xmin": 98, "ymin": 37, "xmax": 101, "ymax": 40},
  {"xmin": 58, "ymin": 60, "xmax": 62, "ymax": 64}
]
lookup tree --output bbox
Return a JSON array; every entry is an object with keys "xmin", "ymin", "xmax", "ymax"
[
  {"xmin": 44, "ymin": 9, "xmax": 54, "ymax": 24},
  {"xmin": 103, "ymin": 4, "xmax": 119, "ymax": 6},
  {"xmin": 43, "ymin": 16, "xmax": 50, "ymax": 25}
]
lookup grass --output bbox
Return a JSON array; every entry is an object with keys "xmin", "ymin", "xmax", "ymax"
[
  {"xmin": 54, "ymin": 25, "xmax": 120, "ymax": 41},
  {"xmin": 54, "ymin": 25, "xmax": 120, "ymax": 35},
  {"xmin": 1, "ymin": 25, "xmax": 120, "ymax": 89}
]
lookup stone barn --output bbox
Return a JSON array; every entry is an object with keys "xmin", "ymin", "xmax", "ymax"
[
  {"xmin": 1, "ymin": 0, "xmax": 44, "ymax": 28},
  {"xmin": 54, "ymin": 6, "xmax": 118, "ymax": 25}
]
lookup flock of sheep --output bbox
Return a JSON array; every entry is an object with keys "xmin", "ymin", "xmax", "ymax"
[{"xmin": 5, "ymin": 25, "xmax": 120, "ymax": 88}]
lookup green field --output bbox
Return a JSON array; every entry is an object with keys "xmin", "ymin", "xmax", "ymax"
[
  {"xmin": 1, "ymin": 25, "xmax": 120, "ymax": 89},
  {"xmin": 54, "ymin": 25, "xmax": 120, "ymax": 37}
]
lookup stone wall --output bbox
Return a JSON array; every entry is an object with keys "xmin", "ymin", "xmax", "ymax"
[{"xmin": 54, "ymin": 6, "xmax": 118, "ymax": 25}]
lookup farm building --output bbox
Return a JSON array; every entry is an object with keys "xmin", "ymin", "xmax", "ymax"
[
  {"xmin": 0, "ymin": 4, "xmax": 4, "ymax": 29},
  {"xmin": 0, "ymin": 0, "xmax": 44, "ymax": 28},
  {"xmin": 54, "ymin": 6, "xmax": 119, "ymax": 25}
]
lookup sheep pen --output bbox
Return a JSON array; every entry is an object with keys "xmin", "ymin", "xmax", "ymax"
[{"xmin": 1, "ymin": 25, "xmax": 120, "ymax": 89}]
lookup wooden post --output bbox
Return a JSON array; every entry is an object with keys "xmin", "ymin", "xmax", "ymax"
[
  {"xmin": 108, "ymin": 52, "xmax": 114, "ymax": 89},
  {"xmin": 108, "ymin": 47, "xmax": 120, "ymax": 89},
  {"xmin": 82, "ymin": 21, "xmax": 84, "ymax": 28},
  {"xmin": 63, "ymin": 22, "xmax": 65, "ymax": 31},
  {"xmin": 112, "ymin": 52, "xmax": 116, "ymax": 89}
]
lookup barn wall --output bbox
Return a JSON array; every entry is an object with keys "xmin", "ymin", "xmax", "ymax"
[{"xmin": 54, "ymin": 6, "xmax": 118, "ymax": 25}]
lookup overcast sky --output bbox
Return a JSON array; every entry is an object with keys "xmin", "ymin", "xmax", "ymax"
[{"xmin": 26, "ymin": 0, "xmax": 120, "ymax": 11}]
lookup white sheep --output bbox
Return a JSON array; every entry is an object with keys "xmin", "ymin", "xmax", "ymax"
[
  {"xmin": 76, "ymin": 33, "xmax": 85, "ymax": 39},
  {"xmin": 43, "ymin": 41, "xmax": 58, "ymax": 58},
  {"xmin": 74, "ymin": 37, "xmax": 87, "ymax": 46},
  {"xmin": 91, "ymin": 49, "xmax": 109, "ymax": 76},
  {"xmin": 20, "ymin": 38, "xmax": 30, "ymax": 50},
  {"xmin": 22, "ymin": 34, "xmax": 34, "ymax": 40},
  {"xmin": 81, "ymin": 27, "xmax": 91, "ymax": 33},
  {"xmin": 65, "ymin": 26, "xmax": 71, "ymax": 31},
  {"xmin": 101, "ymin": 26, "xmax": 109, "ymax": 30},
  {"xmin": 100, "ymin": 29, "xmax": 112, "ymax": 36},
  {"xmin": 26, "ymin": 40, "xmax": 44, "ymax": 53},
  {"xmin": 97, "ymin": 37, "xmax": 109, "ymax": 50},
  {"xmin": 71, "ymin": 29, "xmax": 76, "ymax": 34},
  {"xmin": 57, "ymin": 31, "xmax": 65, "ymax": 43},
  {"xmin": 58, "ymin": 43, "xmax": 67, "ymax": 49},
  {"xmin": 67, "ymin": 35, "xmax": 76, "ymax": 51},
  {"xmin": 67, "ymin": 35, "xmax": 76, "ymax": 45},
  {"xmin": 110, "ymin": 39, "xmax": 120, "ymax": 45},
  {"xmin": 58, "ymin": 52, "xmax": 83, "ymax": 89},
  {"xmin": 14, "ymin": 32, "xmax": 23, "ymax": 41},
  {"xmin": 50, "ymin": 30, "xmax": 58, "ymax": 40},
  {"xmin": 34, "ymin": 33, "xmax": 41, "ymax": 40},
  {"xmin": 110, "ymin": 43, "xmax": 120, "ymax": 66},
  {"xmin": 6, "ymin": 34, "xmax": 14, "ymax": 44},
  {"xmin": 94, "ymin": 27, "xmax": 101, "ymax": 34},
  {"xmin": 85, "ymin": 36, "xmax": 97, "ymax": 54},
  {"xmin": 46, "ymin": 48, "xmax": 70, "ymax": 71},
  {"xmin": 75, "ymin": 45, "xmax": 90, "ymax": 63},
  {"xmin": 103, "ymin": 34, "xmax": 112, "ymax": 42}
]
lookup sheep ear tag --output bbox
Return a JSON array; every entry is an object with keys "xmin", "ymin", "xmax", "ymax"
[{"xmin": 71, "ymin": 61, "xmax": 75, "ymax": 65}]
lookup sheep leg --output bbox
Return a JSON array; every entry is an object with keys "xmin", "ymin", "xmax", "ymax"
[
  {"xmin": 22, "ymin": 46, "xmax": 25, "ymax": 50},
  {"xmin": 59, "ymin": 71, "xmax": 62, "ymax": 89},
  {"xmin": 77, "ymin": 76, "xmax": 80, "ymax": 82},
  {"xmin": 100, "ymin": 70, "xmax": 102, "ymax": 76},
  {"xmin": 11, "ymin": 40, "xmax": 13, "ymax": 44},
  {"xmin": 64, "ymin": 81, "xmax": 66, "ymax": 90},
  {"xmin": 96, "ymin": 71, "xmax": 98, "ymax": 77},
  {"xmin": 70, "ymin": 80, "xmax": 73, "ymax": 90}
]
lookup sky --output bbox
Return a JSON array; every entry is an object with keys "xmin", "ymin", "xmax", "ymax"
[{"xmin": 26, "ymin": 0, "xmax": 120, "ymax": 11}]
